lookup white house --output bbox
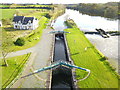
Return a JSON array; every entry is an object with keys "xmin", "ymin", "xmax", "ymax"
[
  {"xmin": 0, "ymin": 20, "xmax": 2, "ymax": 27},
  {"xmin": 13, "ymin": 15, "xmax": 38, "ymax": 30}
]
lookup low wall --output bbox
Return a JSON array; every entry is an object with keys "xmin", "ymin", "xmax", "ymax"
[{"xmin": 64, "ymin": 33, "xmax": 78, "ymax": 88}]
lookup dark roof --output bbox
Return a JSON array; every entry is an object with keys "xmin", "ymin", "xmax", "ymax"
[
  {"xmin": 22, "ymin": 17, "xmax": 34, "ymax": 25},
  {"xmin": 13, "ymin": 16, "xmax": 24, "ymax": 22},
  {"xmin": 13, "ymin": 16, "xmax": 36, "ymax": 24}
]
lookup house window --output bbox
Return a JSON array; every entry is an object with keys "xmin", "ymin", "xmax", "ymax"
[
  {"xmin": 17, "ymin": 26, "xmax": 20, "ymax": 29},
  {"xmin": 23, "ymin": 26, "xmax": 25, "ymax": 29},
  {"xmin": 28, "ymin": 26, "xmax": 32, "ymax": 29},
  {"xmin": 24, "ymin": 26, "xmax": 27, "ymax": 30},
  {"xmin": 15, "ymin": 25, "xmax": 17, "ymax": 28}
]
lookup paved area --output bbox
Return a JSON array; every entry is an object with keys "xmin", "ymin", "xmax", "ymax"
[{"xmin": 11, "ymin": 26, "xmax": 54, "ymax": 88}]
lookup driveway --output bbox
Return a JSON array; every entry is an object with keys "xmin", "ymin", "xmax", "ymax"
[{"xmin": 11, "ymin": 26, "xmax": 54, "ymax": 88}]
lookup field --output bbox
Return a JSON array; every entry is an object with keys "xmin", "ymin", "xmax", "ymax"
[
  {"xmin": 0, "ymin": 53, "xmax": 31, "ymax": 88},
  {"xmin": 64, "ymin": 20, "xmax": 119, "ymax": 88},
  {"xmin": 0, "ymin": 9, "xmax": 47, "ymax": 20},
  {"xmin": 0, "ymin": 5, "xmax": 10, "ymax": 7}
]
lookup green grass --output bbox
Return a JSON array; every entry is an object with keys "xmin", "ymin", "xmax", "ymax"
[
  {"xmin": 0, "ymin": 9, "xmax": 43, "ymax": 20},
  {"xmin": 2, "ymin": 9, "xmax": 49, "ymax": 51},
  {"xmin": 65, "ymin": 27, "xmax": 119, "ymax": 88},
  {"xmin": 0, "ymin": 5, "xmax": 10, "ymax": 7},
  {"xmin": 10, "ymin": 16, "xmax": 48, "ymax": 51},
  {"xmin": 64, "ymin": 19, "xmax": 77, "ymax": 28},
  {"xmin": 0, "ymin": 53, "xmax": 31, "ymax": 88},
  {"xmin": 1, "ymin": 7, "xmax": 65, "ymax": 52}
]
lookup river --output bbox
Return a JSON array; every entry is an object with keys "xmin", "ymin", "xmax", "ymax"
[{"xmin": 53, "ymin": 9, "xmax": 119, "ymax": 71}]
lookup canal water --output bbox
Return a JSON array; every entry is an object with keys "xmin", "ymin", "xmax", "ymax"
[
  {"xmin": 51, "ymin": 34, "xmax": 74, "ymax": 89},
  {"xmin": 53, "ymin": 9, "xmax": 118, "ymax": 70},
  {"xmin": 53, "ymin": 34, "xmax": 68, "ymax": 61}
]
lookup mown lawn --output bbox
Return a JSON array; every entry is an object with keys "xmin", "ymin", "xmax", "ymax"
[
  {"xmin": 65, "ymin": 28, "xmax": 118, "ymax": 88},
  {"xmin": 0, "ymin": 53, "xmax": 31, "ymax": 88},
  {"xmin": 2, "ymin": 9, "xmax": 49, "ymax": 51},
  {"xmin": 9, "ymin": 16, "xmax": 48, "ymax": 51}
]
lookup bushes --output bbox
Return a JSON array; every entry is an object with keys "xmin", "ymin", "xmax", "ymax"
[
  {"xmin": 44, "ymin": 13, "xmax": 51, "ymax": 19},
  {"xmin": 14, "ymin": 37, "xmax": 25, "ymax": 46},
  {"xmin": 2, "ymin": 18, "xmax": 11, "ymax": 25}
]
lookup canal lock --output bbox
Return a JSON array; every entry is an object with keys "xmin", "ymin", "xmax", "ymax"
[{"xmin": 51, "ymin": 33, "xmax": 75, "ymax": 89}]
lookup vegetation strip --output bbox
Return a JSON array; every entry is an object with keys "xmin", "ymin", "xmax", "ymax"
[{"xmin": 64, "ymin": 20, "xmax": 119, "ymax": 88}]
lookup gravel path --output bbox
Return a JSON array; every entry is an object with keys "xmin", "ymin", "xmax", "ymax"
[{"xmin": 11, "ymin": 26, "xmax": 54, "ymax": 88}]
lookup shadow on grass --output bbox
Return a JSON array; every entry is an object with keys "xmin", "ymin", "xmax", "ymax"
[
  {"xmin": 99, "ymin": 56, "xmax": 109, "ymax": 61},
  {"xmin": 70, "ymin": 52, "xmax": 79, "ymax": 56},
  {"xmin": 0, "ymin": 64, "xmax": 6, "ymax": 67},
  {"xmin": 4, "ymin": 27, "xmax": 31, "ymax": 32},
  {"xmin": 99, "ymin": 57, "xmax": 106, "ymax": 61}
]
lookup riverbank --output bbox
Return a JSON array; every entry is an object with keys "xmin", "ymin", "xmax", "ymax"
[
  {"xmin": 64, "ymin": 20, "xmax": 119, "ymax": 88},
  {"xmin": 85, "ymin": 34, "xmax": 118, "ymax": 71}
]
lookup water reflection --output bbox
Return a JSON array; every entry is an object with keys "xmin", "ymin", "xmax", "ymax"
[
  {"xmin": 53, "ymin": 14, "xmax": 67, "ymax": 31},
  {"xmin": 65, "ymin": 9, "xmax": 118, "ymax": 32}
]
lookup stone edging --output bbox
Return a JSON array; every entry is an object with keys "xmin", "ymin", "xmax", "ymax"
[
  {"xmin": 45, "ymin": 28, "xmax": 55, "ymax": 89},
  {"xmin": 64, "ymin": 33, "xmax": 78, "ymax": 88}
]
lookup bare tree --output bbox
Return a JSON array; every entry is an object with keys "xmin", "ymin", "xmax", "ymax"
[
  {"xmin": 2, "ymin": 30, "xmax": 14, "ymax": 67},
  {"xmin": 2, "ymin": 43, "xmax": 14, "ymax": 67},
  {"xmin": 1, "ymin": 16, "xmax": 15, "ymax": 66}
]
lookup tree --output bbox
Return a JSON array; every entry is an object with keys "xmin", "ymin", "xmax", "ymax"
[
  {"xmin": 44, "ymin": 13, "xmax": 51, "ymax": 19},
  {"xmin": 2, "ymin": 43, "xmax": 13, "ymax": 66},
  {"xmin": 2, "ymin": 29, "xmax": 14, "ymax": 67},
  {"xmin": 2, "ymin": 19, "xmax": 11, "ymax": 25},
  {"xmin": 14, "ymin": 37, "xmax": 25, "ymax": 46},
  {"xmin": 9, "ymin": 4, "xmax": 18, "ymax": 8}
]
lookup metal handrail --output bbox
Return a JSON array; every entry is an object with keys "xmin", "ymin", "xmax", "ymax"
[{"xmin": 21, "ymin": 60, "xmax": 90, "ymax": 81}]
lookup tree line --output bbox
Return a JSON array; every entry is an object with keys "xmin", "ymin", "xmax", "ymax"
[
  {"xmin": 0, "ymin": 7, "xmax": 52, "ymax": 9},
  {"xmin": 66, "ymin": 2, "xmax": 119, "ymax": 19}
]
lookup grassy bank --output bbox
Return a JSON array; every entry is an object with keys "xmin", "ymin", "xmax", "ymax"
[
  {"xmin": 0, "ymin": 53, "xmax": 31, "ymax": 88},
  {"xmin": 64, "ymin": 20, "xmax": 119, "ymax": 88}
]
